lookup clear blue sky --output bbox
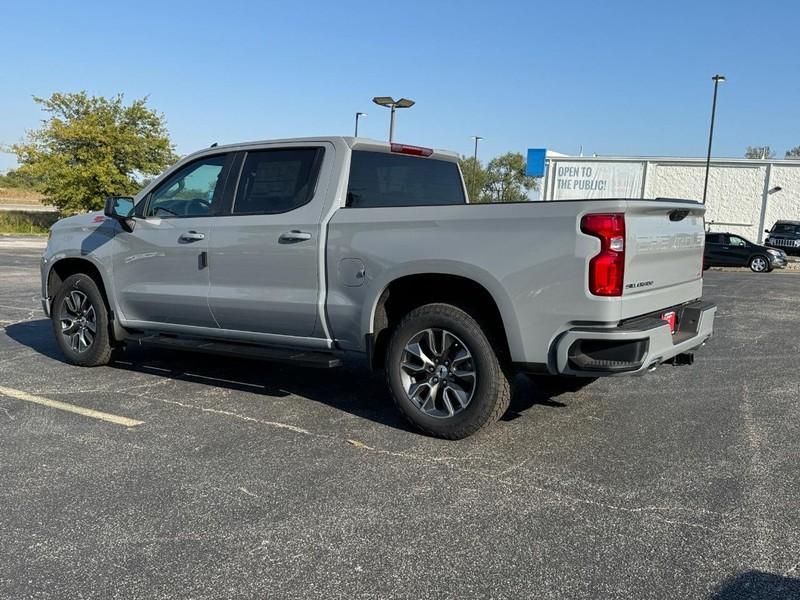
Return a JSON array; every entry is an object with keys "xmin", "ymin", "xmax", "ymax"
[{"xmin": 1, "ymin": 0, "xmax": 798, "ymax": 172}]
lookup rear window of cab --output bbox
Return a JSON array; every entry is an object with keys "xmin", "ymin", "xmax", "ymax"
[{"xmin": 346, "ymin": 151, "xmax": 465, "ymax": 208}]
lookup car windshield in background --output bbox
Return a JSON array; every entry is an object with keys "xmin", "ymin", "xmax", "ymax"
[
  {"xmin": 773, "ymin": 223, "xmax": 800, "ymax": 234},
  {"xmin": 346, "ymin": 151, "xmax": 465, "ymax": 208}
]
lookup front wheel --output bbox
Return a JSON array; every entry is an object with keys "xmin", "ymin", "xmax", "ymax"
[
  {"xmin": 51, "ymin": 273, "xmax": 114, "ymax": 366},
  {"xmin": 749, "ymin": 255, "xmax": 770, "ymax": 273},
  {"xmin": 385, "ymin": 303, "xmax": 511, "ymax": 439}
]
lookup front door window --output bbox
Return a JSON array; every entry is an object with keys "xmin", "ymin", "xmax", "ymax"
[{"xmin": 146, "ymin": 155, "xmax": 228, "ymax": 218}]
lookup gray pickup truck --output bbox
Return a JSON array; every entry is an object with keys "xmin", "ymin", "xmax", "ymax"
[{"xmin": 41, "ymin": 137, "xmax": 716, "ymax": 438}]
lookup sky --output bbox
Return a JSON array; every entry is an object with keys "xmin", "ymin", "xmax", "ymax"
[{"xmin": 1, "ymin": 0, "xmax": 798, "ymax": 172}]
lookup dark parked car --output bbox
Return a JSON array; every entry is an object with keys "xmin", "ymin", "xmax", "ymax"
[
  {"xmin": 704, "ymin": 232, "xmax": 786, "ymax": 272},
  {"xmin": 765, "ymin": 220, "xmax": 800, "ymax": 256}
]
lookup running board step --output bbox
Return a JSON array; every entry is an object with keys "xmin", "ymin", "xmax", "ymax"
[{"xmin": 131, "ymin": 335, "xmax": 342, "ymax": 368}]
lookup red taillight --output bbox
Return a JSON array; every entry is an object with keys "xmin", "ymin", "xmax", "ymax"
[
  {"xmin": 581, "ymin": 213, "xmax": 625, "ymax": 296},
  {"xmin": 390, "ymin": 143, "xmax": 433, "ymax": 157}
]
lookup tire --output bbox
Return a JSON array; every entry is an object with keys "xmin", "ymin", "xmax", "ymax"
[
  {"xmin": 385, "ymin": 303, "xmax": 511, "ymax": 439},
  {"xmin": 749, "ymin": 255, "xmax": 770, "ymax": 273},
  {"xmin": 51, "ymin": 273, "xmax": 114, "ymax": 366}
]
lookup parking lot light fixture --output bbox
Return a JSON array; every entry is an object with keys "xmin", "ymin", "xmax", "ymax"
[
  {"xmin": 372, "ymin": 96, "xmax": 416, "ymax": 143},
  {"xmin": 702, "ymin": 74, "xmax": 726, "ymax": 204},
  {"xmin": 470, "ymin": 136, "xmax": 483, "ymax": 201},
  {"xmin": 354, "ymin": 112, "xmax": 367, "ymax": 137}
]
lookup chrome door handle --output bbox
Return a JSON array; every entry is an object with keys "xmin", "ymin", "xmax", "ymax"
[
  {"xmin": 179, "ymin": 231, "xmax": 205, "ymax": 242},
  {"xmin": 279, "ymin": 230, "xmax": 312, "ymax": 242}
]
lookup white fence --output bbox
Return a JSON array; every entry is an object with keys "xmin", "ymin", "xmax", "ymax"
[{"xmin": 541, "ymin": 156, "xmax": 800, "ymax": 243}]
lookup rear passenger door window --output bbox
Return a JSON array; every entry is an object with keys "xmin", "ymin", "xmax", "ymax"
[
  {"xmin": 346, "ymin": 151, "xmax": 465, "ymax": 208},
  {"xmin": 727, "ymin": 235, "xmax": 747, "ymax": 247},
  {"xmin": 232, "ymin": 148, "xmax": 323, "ymax": 215}
]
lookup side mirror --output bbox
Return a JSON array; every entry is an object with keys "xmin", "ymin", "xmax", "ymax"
[
  {"xmin": 104, "ymin": 196, "xmax": 134, "ymax": 219},
  {"xmin": 764, "ymin": 229, "xmax": 771, "ymax": 234},
  {"xmin": 103, "ymin": 196, "xmax": 135, "ymax": 231}
]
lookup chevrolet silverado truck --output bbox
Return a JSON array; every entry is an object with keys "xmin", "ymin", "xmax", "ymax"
[{"xmin": 41, "ymin": 137, "xmax": 716, "ymax": 438}]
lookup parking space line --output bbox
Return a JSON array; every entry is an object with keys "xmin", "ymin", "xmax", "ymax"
[{"xmin": 0, "ymin": 386, "xmax": 144, "ymax": 427}]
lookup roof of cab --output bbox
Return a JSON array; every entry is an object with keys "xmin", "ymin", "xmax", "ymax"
[{"xmin": 183, "ymin": 136, "xmax": 459, "ymax": 163}]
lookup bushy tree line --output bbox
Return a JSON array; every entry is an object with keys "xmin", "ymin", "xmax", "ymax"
[{"xmin": 745, "ymin": 145, "xmax": 800, "ymax": 159}]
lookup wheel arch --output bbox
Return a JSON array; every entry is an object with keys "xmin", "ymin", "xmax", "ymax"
[
  {"xmin": 365, "ymin": 272, "xmax": 517, "ymax": 371},
  {"xmin": 47, "ymin": 257, "xmax": 124, "ymax": 341}
]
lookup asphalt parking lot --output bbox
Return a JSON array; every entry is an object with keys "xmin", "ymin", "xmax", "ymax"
[{"xmin": 1, "ymin": 240, "xmax": 798, "ymax": 600}]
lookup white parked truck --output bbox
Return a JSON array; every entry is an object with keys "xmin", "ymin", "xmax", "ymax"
[{"xmin": 41, "ymin": 137, "xmax": 715, "ymax": 438}]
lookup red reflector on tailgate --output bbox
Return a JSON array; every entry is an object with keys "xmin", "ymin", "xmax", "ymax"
[{"xmin": 661, "ymin": 310, "xmax": 677, "ymax": 334}]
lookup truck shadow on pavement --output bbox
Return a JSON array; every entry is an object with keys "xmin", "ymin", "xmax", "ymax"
[
  {"xmin": 710, "ymin": 569, "xmax": 800, "ymax": 600},
  {"xmin": 5, "ymin": 319, "xmax": 574, "ymax": 433}
]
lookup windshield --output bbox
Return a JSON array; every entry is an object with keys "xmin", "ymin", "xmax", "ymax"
[{"xmin": 772, "ymin": 223, "xmax": 800, "ymax": 235}]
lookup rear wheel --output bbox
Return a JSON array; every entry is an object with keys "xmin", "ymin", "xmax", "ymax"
[
  {"xmin": 52, "ymin": 273, "xmax": 113, "ymax": 366},
  {"xmin": 385, "ymin": 303, "xmax": 510, "ymax": 439},
  {"xmin": 749, "ymin": 255, "xmax": 769, "ymax": 273}
]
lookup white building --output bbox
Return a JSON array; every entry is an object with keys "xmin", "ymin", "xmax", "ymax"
[{"xmin": 541, "ymin": 156, "xmax": 800, "ymax": 243}]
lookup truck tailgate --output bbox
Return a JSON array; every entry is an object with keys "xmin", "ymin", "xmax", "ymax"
[{"xmin": 621, "ymin": 199, "xmax": 706, "ymax": 319}]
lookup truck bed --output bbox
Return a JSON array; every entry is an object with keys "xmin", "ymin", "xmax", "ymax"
[{"xmin": 325, "ymin": 198, "xmax": 706, "ymax": 368}]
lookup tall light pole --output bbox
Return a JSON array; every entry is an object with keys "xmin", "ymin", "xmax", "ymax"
[
  {"xmin": 702, "ymin": 74, "xmax": 726, "ymax": 204},
  {"xmin": 471, "ymin": 136, "xmax": 483, "ymax": 162},
  {"xmin": 354, "ymin": 112, "xmax": 367, "ymax": 137},
  {"xmin": 372, "ymin": 97, "xmax": 415, "ymax": 142},
  {"xmin": 470, "ymin": 136, "xmax": 483, "ymax": 202}
]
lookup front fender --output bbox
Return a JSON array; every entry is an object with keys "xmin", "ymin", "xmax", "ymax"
[{"xmin": 42, "ymin": 218, "xmax": 120, "ymax": 323}]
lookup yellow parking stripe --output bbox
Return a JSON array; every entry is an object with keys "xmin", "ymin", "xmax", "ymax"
[{"xmin": 0, "ymin": 386, "xmax": 144, "ymax": 427}]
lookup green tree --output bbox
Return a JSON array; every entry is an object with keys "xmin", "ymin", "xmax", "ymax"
[
  {"xmin": 458, "ymin": 155, "xmax": 488, "ymax": 203},
  {"xmin": 0, "ymin": 168, "xmax": 40, "ymax": 189},
  {"xmin": 744, "ymin": 146, "xmax": 775, "ymax": 159},
  {"xmin": 12, "ymin": 92, "xmax": 177, "ymax": 213},
  {"xmin": 482, "ymin": 152, "xmax": 538, "ymax": 203},
  {"xmin": 785, "ymin": 146, "xmax": 800, "ymax": 159}
]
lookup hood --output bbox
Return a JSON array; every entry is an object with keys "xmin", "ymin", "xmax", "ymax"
[{"xmin": 51, "ymin": 211, "xmax": 108, "ymax": 231}]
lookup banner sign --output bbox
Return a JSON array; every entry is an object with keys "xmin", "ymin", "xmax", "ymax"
[{"xmin": 550, "ymin": 161, "xmax": 643, "ymax": 200}]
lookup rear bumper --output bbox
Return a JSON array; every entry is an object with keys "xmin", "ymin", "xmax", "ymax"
[{"xmin": 551, "ymin": 300, "xmax": 716, "ymax": 376}]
